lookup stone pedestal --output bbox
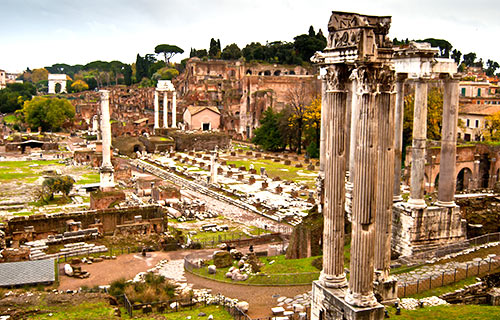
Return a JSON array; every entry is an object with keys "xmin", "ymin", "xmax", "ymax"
[
  {"xmin": 392, "ymin": 203, "xmax": 466, "ymax": 256},
  {"xmin": 311, "ymin": 281, "xmax": 384, "ymax": 320},
  {"xmin": 373, "ymin": 275, "xmax": 398, "ymax": 305}
]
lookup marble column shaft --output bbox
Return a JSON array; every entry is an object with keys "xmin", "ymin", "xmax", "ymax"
[
  {"xmin": 100, "ymin": 90, "xmax": 112, "ymax": 168},
  {"xmin": 393, "ymin": 77, "xmax": 405, "ymax": 201},
  {"xmin": 408, "ymin": 79, "xmax": 428, "ymax": 208},
  {"xmin": 172, "ymin": 92, "xmax": 177, "ymax": 128},
  {"xmin": 163, "ymin": 92, "xmax": 168, "ymax": 128},
  {"xmin": 437, "ymin": 78, "xmax": 459, "ymax": 206},
  {"xmin": 154, "ymin": 91, "xmax": 160, "ymax": 129},
  {"xmin": 320, "ymin": 66, "xmax": 348, "ymax": 288},
  {"xmin": 346, "ymin": 85, "xmax": 379, "ymax": 307},
  {"xmin": 374, "ymin": 90, "xmax": 396, "ymax": 279},
  {"xmin": 318, "ymin": 76, "xmax": 327, "ymax": 212}
]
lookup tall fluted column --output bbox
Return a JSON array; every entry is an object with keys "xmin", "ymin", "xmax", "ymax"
[
  {"xmin": 172, "ymin": 92, "xmax": 177, "ymax": 128},
  {"xmin": 319, "ymin": 65, "xmax": 349, "ymax": 289},
  {"xmin": 437, "ymin": 77, "xmax": 459, "ymax": 206},
  {"xmin": 346, "ymin": 66, "xmax": 391, "ymax": 308},
  {"xmin": 317, "ymin": 72, "xmax": 327, "ymax": 212},
  {"xmin": 163, "ymin": 92, "xmax": 168, "ymax": 128},
  {"xmin": 374, "ymin": 82, "xmax": 396, "ymax": 280},
  {"xmin": 408, "ymin": 79, "xmax": 429, "ymax": 208},
  {"xmin": 154, "ymin": 91, "xmax": 160, "ymax": 130},
  {"xmin": 99, "ymin": 90, "xmax": 114, "ymax": 190},
  {"xmin": 393, "ymin": 75, "xmax": 406, "ymax": 201}
]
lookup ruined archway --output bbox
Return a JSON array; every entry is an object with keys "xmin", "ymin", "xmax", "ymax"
[
  {"xmin": 457, "ymin": 167, "xmax": 472, "ymax": 191},
  {"xmin": 274, "ymin": 70, "xmax": 281, "ymax": 76},
  {"xmin": 246, "ymin": 69, "xmax": 252, "ymax": 75}
]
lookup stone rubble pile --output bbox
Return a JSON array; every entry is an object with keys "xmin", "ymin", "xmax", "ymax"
[
  {"xmin": 25, "ymin": 241, "xmax": 107, "ymax": 261},
  {"xmin": 398, "ymin": 296, "xmax": 447, "ymax": 310},
  {"xmin": 274, "ymin": 291, "xmax": 311, "ymax": 311}
]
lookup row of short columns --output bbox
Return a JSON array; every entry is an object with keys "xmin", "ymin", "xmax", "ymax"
[
  {"xmin": 392, "ymin": 75, "xmax": 460, "ymax": 207},
  {"xmin": 154, "ymin": 90, "xmax": 177, "ymax": 129}
]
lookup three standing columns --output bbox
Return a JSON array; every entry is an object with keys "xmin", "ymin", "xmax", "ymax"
[
  {"xmin": 154, "ymin": 90, "xmax": 177, "ymax": 129},
  {"xmin": 407, "ymin": 78, "xmax": 429, "ymax": 208},
  {"xmin": 436, "ymin": 76, "xmax": 460, "ymax": 206}
]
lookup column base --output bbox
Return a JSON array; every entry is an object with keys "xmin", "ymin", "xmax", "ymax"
[
  {"xmin": 374, "ymin": 275, "xmax": 398, "ymax": 305},
  {"xmin": 406, "ymin": 198, "xmax": 426, "ymax": 209},
  {"xmin": 393, "ymin": 195, "xmax": 403, "ymax": 202},
  {"xmin": 311, "ymin": 281, "xmax": 384, "ymax": 320},
  {"xmin": 345, "ymin": 290, "xmax": 379, "ymax": 308},
  {"xmin": 320, "ymin": 271, "xmax": 348, "ymax": 288},
  {"xmin": 435, "ymin": 200, "xmax": 456, "ymax": 207}
]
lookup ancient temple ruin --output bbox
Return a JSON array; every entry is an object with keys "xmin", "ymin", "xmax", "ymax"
[
  {"xmin": 311, "ymin": 11, "xmax": 395, "ymax": 319},
  {"xmin": 391, "ymin": 42, "xmax": 466, "ymax": 256},
  {"xmin": 154, "ymin": 80, "xmax": 177, "ymax": 129}
]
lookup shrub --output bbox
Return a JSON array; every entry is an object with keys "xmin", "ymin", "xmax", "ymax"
[{"xmin": 311, "ymin": 257, "xmax": 322, "ymax": 270}]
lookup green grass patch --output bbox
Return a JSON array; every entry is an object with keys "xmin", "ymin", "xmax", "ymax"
[
  {"xmin": 386, "ymin": 304, "xmax": 500, "ymax": 319},
  {"xmin": 261, "ymin": 255, "xmax": 321, "ymax": 273},
  {"xmin": 122, "ymin": 305, "xmax": 233, "ymax": 320},
  {"xmin": 77, "ymin": 173, "xmax": 100, "ymax": 184},
  {"xmin": 225, "ymin": 159, "xmax": 316, "ymax": 183},
  {"xmin": 26, "ymin": 301, "xmax": 115, "ymax": 319},
  {"xmin": 3, "ymin": 114, "xmax": 17, "ymax": 124},
  {"xmin": 407, "ymin": 276, "xmax": 478, "ymax": 299}
]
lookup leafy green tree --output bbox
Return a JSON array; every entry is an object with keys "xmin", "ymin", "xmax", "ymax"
[
  {"xmin": 190, "ymin": 48, "xmax": 208, "ymax": 58},
  {"xmin": 152, "ymin": 67, "xmax": 179, "ymax": 80},
  {"xmin": 221, "ymin": 43, "xmax": 242, "ymax": 60},
  {"xmin": 0, "ymin": 83, "xmax": 36, "ymax": 113},
  {"xmin": 294, "ymin": 26, "xmax": 327, "ymax": 62},
  {"xmin": 22, "ymin": 97, "xmax": 75, "ymax": 131},
  {"xmin": 154, "ymin": 44, "xmax": 184, "ymax": 64},
  {"xmin": 486, "ymin": 60, "xmax": 499, "ymax": 77},
  {"xmin": 252, "ymin": 107, "xmax": 286, "ymax": 151},
  {"xmin": 123, "ymin": 65, "xmax": 132, "ymax": 85},
  {"xmin": 208, "ymin": 38, "xmax": 221, "ymax": 58},
  {"xmin": 71, "ymin": 80, "xmax": 89, "ymax": 92},
  {"xmin": 463, "ymin": 52, "xmax": 477, "ymax": 67},
  {"xmin": 483, "ymin": 111, "xmax": 500, "ymax": 141},
  {"xmin": 451, "ymin": 49, "xmax": 462, "ymax": 64},
  {"xmin": 41, "ymin": 175, "xmax": 75, "ymax": 201}
]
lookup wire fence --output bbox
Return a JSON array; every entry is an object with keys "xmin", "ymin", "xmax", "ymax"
[
  {"xmin": 398, "ymin": 256, "xmax": 500, "ymax": 297},
  {"xmin": 55, "ymin": 246, "xmax": 142, "ymax": 263},
  {"xmin": 410, "ymin": 232, "xmax": 500, "ymax": 261},
  {"xmin": 190, "ymin": 232, "xmax": 285, "ymax": 249}
]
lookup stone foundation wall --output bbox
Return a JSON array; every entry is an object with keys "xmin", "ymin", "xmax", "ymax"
[
  {"xmin": 170, "ymin": 131, "xmax": 230, "ymax": 151},
  {"xmin": 392, "ymin": 203, "xmax": 467, "ymax": 257},
  {"xmin": 7, "ymin": 205, "xmax": 165, "ymax": 240}
]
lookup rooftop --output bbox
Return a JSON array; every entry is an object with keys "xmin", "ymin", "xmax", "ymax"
[{"xmin": 0, "ymin": 259, "xmax": 55, "ymax": 287}]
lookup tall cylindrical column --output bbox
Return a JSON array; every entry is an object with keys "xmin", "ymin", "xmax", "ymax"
[
  {"xmin": 319, "ymin": 65, "xmax": 349, "ymax": 289},
  {"xmin": 345, "ymin": 72, "xmax": 379, "ymax": 307},
  {"xmin": 99, "ymin": 90, "xmax": 114, "ymax": 190},
  {"xmin": 163, "ymin": 92, "xmax": 168, "ymax": 128},
  {"xmin": 374, "ymin": 89, "xmax": 396, "ymax": 280},
  {"xmin": 393, "ymin": 76, "xmax": 406, "ymax": 201},
  {"xmin": 317, "ymin": 73, "xmax": 327, "ymax": 212},
  {"xmin": 172, "ymin": 91, "xmax": 177, "ymax": 128},
  {"xmin": 154, "ymin": 91, "xmax": 160, "ymax": 129},
  {"xmin": 408, "ymin": 79, "xmax": 428, "ymax": 208},
  {"xmin": 437, "ymin": 77, "xmax": 459, "ymax": 206}
]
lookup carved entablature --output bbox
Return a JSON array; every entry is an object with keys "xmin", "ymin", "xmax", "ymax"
[{"xmin": 313, "ymin": 11, "xmax": 392, "ymax": 65}]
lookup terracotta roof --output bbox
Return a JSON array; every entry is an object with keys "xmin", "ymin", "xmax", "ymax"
[
  {"xmin": 460, "ymin": 104, "xmax": 500, "ymax": 116},
  {"xmin": 186, "ymin": 106, "xmax": 220, "ymax": 116}
]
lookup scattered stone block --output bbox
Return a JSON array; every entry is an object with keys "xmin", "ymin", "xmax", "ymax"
[
  {"xmin": 284, "ymin": 160, "xmax": 291, "ymax": 165},
  {"xmin": 208, "ymin": 265, "xmax": 217, "ymax": 274},
  {"xmin": 213, "ymin": 251, "xmax": 232, "ymax": 268}
]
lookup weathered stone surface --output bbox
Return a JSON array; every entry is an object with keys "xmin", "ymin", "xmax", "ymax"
[{"xmin": 213, "ymin": 251, "xmax": 232, "ymax": 268}]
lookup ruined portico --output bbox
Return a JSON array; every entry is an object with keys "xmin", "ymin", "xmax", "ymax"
[
  {"xmin": 154, "ymin": 80, "xmax": 177, "ymax": 130},
  {"xmin": 391, "ymin": 42, "xmax": 466, "ymax": 256},
  {"xmin": 311, "ymin": 11, "xmax": 395, "ymax": 320}
]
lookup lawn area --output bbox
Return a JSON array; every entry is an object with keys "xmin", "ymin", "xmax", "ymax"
[
  {"xmin": 225, "ymin": 159, "xmax": 316, "ymax": 183},
  {"xmin": 386, "ymin": 304, "xmax": 500, "ymax": 319},
  {"xmin": 3, "ymin": 114, "xmax": 17, "ymax": 124},
  {"xmin": 77, "ymin": 173, "xmax": 100, "ymax": 184},
  {"xmin": 123, "ymin": 305, "xmax": 233, "ymax": 320},
  {"xmin": 27, "ymin": 302, "xmax": 115, "ymax": 319},
  {"xmin": 261, "ymin": 255, "xmax": 321, "ymax": 273},
  {"xmin": 0, "ymin": 160, "xmax": 63, "ymax": 181},
  {"xmin": 407, "ymin": 276, "xmax": 478, "ymax": 299}
]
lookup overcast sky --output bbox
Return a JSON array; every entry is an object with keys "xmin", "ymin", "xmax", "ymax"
[{"xmin": 1, "ymin": 0, "xmax": 499, "ymax": 73}]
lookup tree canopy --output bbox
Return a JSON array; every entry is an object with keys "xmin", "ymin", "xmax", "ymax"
[
  {"xmin": 21, "ymin": 97, "xmax": 75, "ymax": 131},
  {"xmin": 221, "ymin": 43, "xmax": 242, "ymax": 60},
  {"xmin": 252, "ymin": 107, "xmax": 286, "ymax": 151},
  {"xmin": 154, "ymin": 44, "xmax": 184, "ymax": 64},
  {"xmin": 0, "ymin": 83, "xmax": 36, "ymax": 113}
]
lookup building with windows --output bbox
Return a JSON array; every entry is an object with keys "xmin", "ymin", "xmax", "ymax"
[
  {"xmin": 458, "ymin": 80, "xmax": 500, "ymax": 141},
  {"xmin": 0, "ymin": 69, "xmax": 6, "ymax": 89}
]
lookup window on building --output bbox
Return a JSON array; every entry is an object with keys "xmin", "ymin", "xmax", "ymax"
[
  {"xmin": 464, "ymin": 133, "xmax": 471, "ymax": 141},
  {"xmin": 475, "ymin": 119, "xmax": 480, "ymax": 128},
  {"xmin": 461, "ymin": 88, "xmax": 466, "ymax": 96},
  {"xmin": 478, "ymin": 88, "xmax": 481, "ymax": 96},
  {"xmin": 466, "ymin": 119, "xmax": 470, "ymax": 127},
  {"xmin": 458, "ymin": 132, "xmax": 461, "ymax": 139},
  {"xmin": 477, "ymin": 101, "xmax": 480, "ymax": 104}
]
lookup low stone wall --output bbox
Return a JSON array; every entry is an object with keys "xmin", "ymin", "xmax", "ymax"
[
  {"xmin": 169, "ymin": 131, "xmax": 230, "ymax": 151},
  {"xmin": 6, "ymin": 205, "xmax": 165, "ymax": 242}
]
